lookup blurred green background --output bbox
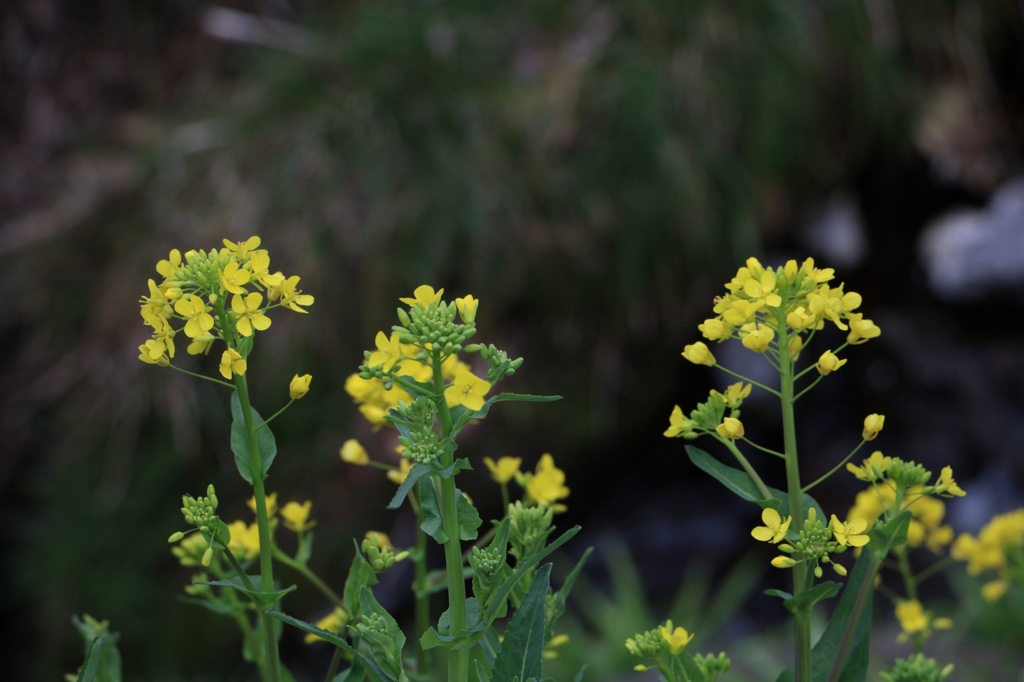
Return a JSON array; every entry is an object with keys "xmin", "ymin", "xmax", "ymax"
[{"xmin": 3, "ymin": 1, "xmax": 1024, "ymax": 679}]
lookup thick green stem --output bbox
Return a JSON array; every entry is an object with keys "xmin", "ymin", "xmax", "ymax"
[
  {"xmin": 433, "ymin": 354, "xmax": 470, "ymax": 682},
  {"xmin": 777, "ymin": 330, "xmax": 810, "ymax": 682},
  {"xmin": 235, "ymin": 375, "xmax": 282, "ymax": 682},
  {"xmin": 414, "ymin": 501, "xmax": 431, "ymax": 674}
]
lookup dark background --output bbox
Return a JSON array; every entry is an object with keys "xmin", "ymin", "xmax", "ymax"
[{"xmin": 2, "ymin": 1, "xmax": 1024, "ymax": 679}]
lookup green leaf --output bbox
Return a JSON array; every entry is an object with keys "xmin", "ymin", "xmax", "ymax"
[
  {"xmin": 420, "ymin": 598, "xmax": 483, "ymax": 651},
  {"xmin": 386, "ymin": 462, "xmax": 433, "ymax": 510},
  {"xmin": 77, "ymin": 636, "xmax": 104, "ymax": 682},
  {"xmin": 417, "ymin": 479, "xmax": 481, "ymax": 543},
  {"xmin": 868, "ymin": 510, "xmax": 912, "ymax": 560},
  {"xmin": 230, "ymin": 391, "xmax": 278, "ymax": 484},
  {"xmin": 686, "ymin": 446, "xmax": 823, "ymax": 520},
  {"xmin": 776, "ymin": 552, "xmax": 875, "ymax": 682},
  {"xmin": 768, "ymin": 581, "xmax": 841, "ymax": 615},
  {"xmin": 358, "ymin": 587, "xmax": 408, "ymax": 681},
  {"xmin": 343, "ymin": 544, "xmax": 378, "ymax": 620},
  {"xmin": 265, "ymin": 610, "xmax": 389, "ymax": 682},
  {"xmin": 194, "ymin": 576, "xmax": 296, "ymax": 607},
  {"xmin": 546, "ymin": 547, "xmax": 594, "ymax": 626},
  {"xmin": 491, "ymin": 563, "xmax": 552, "ymax": 682},
  {"xmin": 475, "ymin": 659, "xmax": 493, "ymax": 682}
]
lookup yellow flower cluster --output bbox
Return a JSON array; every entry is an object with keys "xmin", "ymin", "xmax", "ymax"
[
  {"xmin": 951, "ymin": 508, "xmax": 1024, "ymax": 601},
  {"xmin": 894, "ymin": 599, "xmax": 952, "ymax": 642},
  {"xmin": 138, "ymin": 236, "xmax": 313, "ymax": 378},
  {"xmin": 686, "ymin": 257, "xmax": 879, "ymax": 364},
  {"xmin": 847, "ymin": 481, "xmax": 955, "ymax": 554}
]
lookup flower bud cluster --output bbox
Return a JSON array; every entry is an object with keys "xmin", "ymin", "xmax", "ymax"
[
  {"xmin": 880, "ymin": 653, "xmax": 953, "ymax": 682},
  {"xmin": 394, "ymin": 298, "xmax": 476, "ymax": 359},
  {"xmin": 695, "ymin": 652, "xmax": 732, "ymax": 681},
  {"xmin": 774, "ymin": 508, "xmax": 851, "ymax": 578},
  {"xmin": 361, "ymin": 532, "xmax": 407, "ymax": 572},
  {"xmin": 181, "ymin": 484, "xmax": 220, "ymax": 530},
  {"xmin": 664, "ymin": 382, "xmax": 751, "ymax": 441},
  {"xmin": 508, "ymin": 501, "xmax": 554, "ymax": 561},
  {"xmin": 469, "ymin": 545, "xmax": 504, "ymax": 578},
  {"xmin": 395, "ymin": 398, "xmax": 444, "ymax": 465},
  {"xmin": 354, "ymin": 612, "xmax": 389, "ymax": 638}
]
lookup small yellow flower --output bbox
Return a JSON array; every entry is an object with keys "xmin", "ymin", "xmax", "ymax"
[
  {"xmin": 862, "ymin": 413, "xmax": 885, "ymax": 441},
  {"xmin": 173, "ymin": 293, "xmax": 215, "ymax": 339},
  {"xmin": 340, "ymin": 439, "xmax": 370, "ymax": 465},
  {"xmin": 232, "ymin": 292, "xmax": 272, "ymax": 337},
  {"xmin": 752, "ymin": 508, "xmax": 792, "ymax": 543},
  {"xmin": 455, "ymin": 295, "xmax": 479, "ymax": 324},
  {"xmin": 268, "ymin": 275, "xmax": 314, "ymax": 313},
  {"xmin": 681, "ymin": 342, "xmax": 716, "ymax": 366},
  {"xmin": 304, "ymin": 606, "xmax": 348, "ymax": 644},
  {"xmin": 739, "ymin": 322, "xmax": 774, "ymax": 353},
  {"xmin": 663, "ymin": 405, "xmax": 696, "ymax": 438},
  {"xmin": 934, "ymin": 466, "xmax": 966, "ymax": 497},
  {"xmin": 846, "ymin": 450, "xmax": 891, "ymax": 482},
  {"xmin": 247, "ymin": 493, "xmax": 278, "ymax": 518},
  {"xmin": 771, "ymin": 556, "xmax": 798, "ymax": 569},
  {"xmin": 222, "ymin": 236, "xmax": 262, "ymax": 259},
  {"xmin": 219, "ymin": 348, "xmax": 247, "ymax": 379},
  {"xmin": 281, "ymin": 500, "xmax": 315, "ymax": 532},
  {"xmin": 816, "ymin": 350, "xmax": 847, "ymax": 376},
  {"xmin": 387, "ymin": 458, "xmax": 414, "ymax": 485},
  {"xmin": 289, "ymin": 374, "xmax": 312, "ymax": 400},
  {"xmin": 659, "ymin": 621, "xmax": 694, "ymax": 655},
  {"xmin": 483, "ymin": 456, "xmax": 522, "ymax": 484},
  {"xmin": 444, "ymin": 369, "xmax": 492, "ymax": 412},
  {"xmin": 218, "ymin": 260, "xmax": 252, "ymax": 296},
  {"xmin": 895, "ymin": 600, "xmax": 928, "ymax": 635},
  {"xmin": 722, "ymin": 382, "xmax": 752, "ymax": 409},
  {"xmin": 226, "ymin": 520, "xmax": 261, "ymax": 560},
  {"xmin": 698, "ymin": 318, "xmax": 731, "ymax": 341},
  {"xmin": 830, "ymin": 514, "xmax": 870, "ymax": 547},
  {"xmin": 716, "ymin": 417, "xmax": 745, "ymax": 440},
  {"xmin": 846, "ymin": 313, "xmax": 881, "ymax": 344},
  {"xmin": 367, "ymin": 331, "xmax": 403, "ymax": 372},
  {"xmin": 526, "ymin": 453, "xmax": 570, "ymax": 507},
  {"xmin": 981, "ymin": 579, "xmax": 1009, "ymax": 602},
  {"xmin": 400, "ymin": 284, "xmax": 444, "ymax": 309}
]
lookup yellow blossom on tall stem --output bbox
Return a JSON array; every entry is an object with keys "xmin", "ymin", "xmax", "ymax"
[
  {"xmin": 716, "ymin": 417, "xmax": 745, "ymax": 440},
  {"xmin": 281, "ymin": 500, "xmax": 314, "ymax": 532},
  {"xmin": 444, "ymin": 368, "xmax": 492, "ymax": 411},
  {"xmin": 525, "ymin": 454, "xmax": 569, "ymax": 507},
  {"xmin": 862, "ymin": 414, "xmax": 885, "ymax": 441},
  {"xmin": 232, "ymin": 292, "xmax": 272, "ymax": 337},
  {"xmin": 681, "ymin": 341, "xmax": 716, "ymax": 366},
  {"xmin": 339, "ymin": 439, "xmax": 370, "ymax": 465},
  {"xmin": 219, "ymin": 348, "xmax": 247, "ymax": 379},
  {"xmin": 483, "ymin": 456, "xmax": 521, "ymax": 484},
  {"xmin": 289, "ymin": 374, "xmax": 312, "ymax": 400},
  {"xmin": 659, "ymin": 621, "xmax": 694, "ymax": 655},
  {"xmin": 752, "ymin": 508, "xmax": 792, "ymax": 543}
]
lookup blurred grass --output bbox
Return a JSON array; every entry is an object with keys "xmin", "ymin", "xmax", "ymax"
[{"xmin": 1, "ymin": 0, "xmax": 1022, "ymax": 679}]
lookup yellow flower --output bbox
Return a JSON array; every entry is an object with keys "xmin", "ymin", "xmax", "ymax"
[
  {"xmin": 247, "ymin": 493, "xmax": 278, "ymax": 518},
  {"xmin": 895, "ymin": 600, "xmax": 928, "ymax": 634},
  {"xmin": 400, "ymin": 284, "xmax": 444, "ymax": 309},
  {"xmin": 830, "ymin": 514, "xmax": 870, "ymax": 547},
  {"xmin": 771, "ymin": 556, "xmax": 798, "ymax": 569},
  {"xmin": 247, "ymin": 250, "xmax": 285, "ymax": 287},
  {"xmin": 981, "ymin": 580, "xmax": 1009, "ymax": 602},
  {"xmin": 289, "ymin": 374, "xmax": 312, "ymax": 400},
  {"xmin": 846, "ymin": 450, "xmax": 891, "ymax": 482},
  {"xmin": 722, "ymin": 382, "xmax": 751, "ymax": 409},
  {"xmin": 681, "ymin": 342, "xmax": 716, "ymax": 366},
  {"xmin": 444, "ymin": 369, "xmax": 492, "ymax": 412},
  {"xmin": 715, "ymin": 417, "xmax": 745, "ymax": 440},
  {"xmin": 455, "ymin": 295, "xmax": 479, "ymax": 324},
  {"xmin": 173, "ymin": 293, "xmax": 215, "ymax": 339},
  {"xmin": 526, "ymin": 453, "xmax": 569, "ymax": 507},
  {"xmin": 367, "ymin": 331, "xmax": 403, "ymax": 372},
  {"xmin": 387, "ymin": 458, "xmax": 414, "ymax": 485},
  {"xmin": 739, "ymin": 322, "xmax": 774, "ymax": 353},
  {"xmin": 364, "ymin": 530, "xmax": 393, "ymax": 551},
  {"xmin": 934, "ymin": 466, "xmax": 966, "ymax": 497},
  {"xmin": 483, "ymin": 456, "xmax": 521, "ymax": 484},
  {"xmin": 751, "ymin": 508, "xmax": 792, "ymax": 543},
  {"xmin": 846, "ymin": 312, "xmax": 881, "ymax": 344},
  {"xmin": 222, "ymin": 236, "xmax": 262, "ymax": 259},
  {"xmin": 231, "ymin": 292, "xmax": 272, "ymax": 337},
  {"xmin": 340, "ymin": 439, "xmax": 370, "ymax": 465},
  {"xmin": 663, "ymin": 405, "xmax": 696, "ymax": 438},
  {"xmin": 659, "ymin": 621, "xmax": 694, "ymax": 655},
  {"xmin": 219, "ymin": 348, "xmax": 247, "ymax": 379},
  {"xmin": 698, "ymin": 318, "xmax": 731, "ymax": 341},
  {"xmin": 268, "ymin": 275, "xmax": 314, "ymax": 313},
  {"xmin": 138, "ymin": 339, "xmax": 171, "ymax": 366},
  {"xmin": 281, "ymin": 500, "xmax": 315, "ymax": 532},
  {"xmin": 226, "ymin": 520, "xmax": 261, "ymax": 560},
  {"xmin": 218, "ymin": 260, "xmax": 251, "ymax": 296},
  {"xmin": 816, "ymin": 350, "xmax": 847, "ymax": 375},
  {"xmin": 304, "ymin": 606, "xmax": 348, "ymax": 644},
  {"xmin": 862, "ymin": 413, "xmax": 885, "ymax": 441},
  {"xmin": 156, "ymin": 248, "xmax": 183, "ymax": 279}
]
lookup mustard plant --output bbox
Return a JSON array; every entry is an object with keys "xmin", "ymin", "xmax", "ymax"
[
  {"xmin": 640, "ymin": 257, "xmax": 968, "ymax": 682},
  {"xmin": 141, "ymin": 236, "xmax": 313, "ymax": 681}
]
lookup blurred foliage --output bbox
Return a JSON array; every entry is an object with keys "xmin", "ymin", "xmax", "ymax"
[{"xmin": 2, "ymin": 0, "xmax": 1023, "ymax": 679}]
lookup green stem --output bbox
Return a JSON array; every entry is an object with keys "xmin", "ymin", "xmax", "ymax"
[
  {"xmin": 777, "ymin": 330, "xmax": 810, "ymax": 682},
  {"xmin": 722, "ymin": 439, "xmax": 773, "ymax": 500},
  {"xmin": 433, "ymin": 353, "xmax": 470, "ymax": 682},
  {"xmin": 414, "ymin": 502, "xmax": 431, "ymax": 675},
  {"xmin": 234, "ymin": 374, "xmax": 282, "ymax": 682},
  {"xmin": 802, "ymin": 439, "xmax": 868, "ymax": 493}
]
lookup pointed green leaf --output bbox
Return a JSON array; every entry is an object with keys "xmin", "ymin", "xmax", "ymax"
[
  {"xmin": 386, "ymin": 462, "xmax": 433, "ymax": 510},
  {"xmin": 343, "ymin": 544, "xmax": 378, "ymax": 620},
  {"xmin": 194, "ymin": 576, "xmax": 296, "ymax": 607},
  {"xmin": 265, "ymin": 610, "xmax": 389, "ymax": 682},
  {"xmin": 686, "ymin": 446, "xmax": 823, "ymax": 520},
  {"xmin": 230, "ymin": 391, "xmax": 278, "ymax": 484},
  {"xmin": 492, "ymin": 563, "xmax": 552, "ymax": 682},
  {"xmin": 775, "ymin": 552, "xmax": 876, "ymax": 682}
]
